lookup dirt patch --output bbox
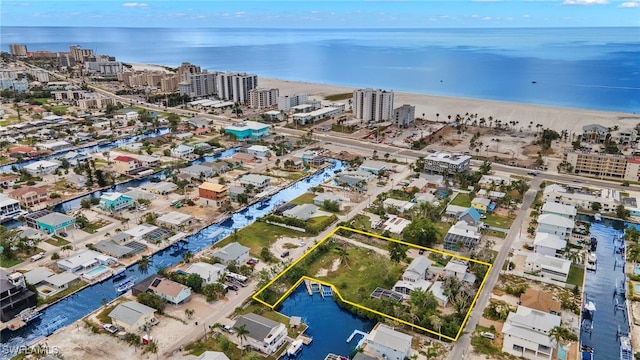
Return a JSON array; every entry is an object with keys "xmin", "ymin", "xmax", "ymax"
[{"xmin": 522, "ymin": 144, "xmax": 542, "ymax": 157}]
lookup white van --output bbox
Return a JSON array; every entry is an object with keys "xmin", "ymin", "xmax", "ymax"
[
  {"xmin": 30, "ymin": 252, "xmax": 45, "ymax": 262},
  {"xmin": 480, "ymin": 332, "xmax": 495, "ymax": 340}
]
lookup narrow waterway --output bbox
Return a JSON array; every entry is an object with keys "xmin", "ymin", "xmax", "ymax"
[
  {"xmin": 580, "ymin": 220, "xmax": 629, "ymax": 358},
  {"xmin": 0, "ymin": 128, "xmax": 171, "ymax": 173},
  {"xmin": 0, "ymin": 160, "xmax": 345, "ymax": 355}
]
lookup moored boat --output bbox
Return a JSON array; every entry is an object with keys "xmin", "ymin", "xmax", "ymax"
[
  {"xmin": 115, "ymin": 277, "xmax": 137, "ymax": 292},
  {"xmin": 621, "ymin": 336, "xmax": 632, "ymax": 360}
]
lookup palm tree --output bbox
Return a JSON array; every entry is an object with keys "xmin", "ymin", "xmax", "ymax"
[
  {"xmin": 61, "ymin": 244, "xmax": 73, "ymax": 257},
  {"xmin": 234, "ymin": 324, "xmax": 249, "ymax": 354},
  {"xmin": 337, "ymin": 248, "xmax": 350, "ymax": 268},
  {"xmin": 429, "ymin": 315, "xmax": 443, "ymax": 340},
  {"xmin": 183, "ymin": 250, "xmax": 194, "ymax": 264},
  {"xmin": 138, "ymin": 255, "xmax": 151, "ymax": 274},
  {"xmin": 184, "ymin": 308, "xmax": 195, "ymax": 320}
]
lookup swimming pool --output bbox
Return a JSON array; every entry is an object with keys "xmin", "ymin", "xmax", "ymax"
[
  {"xmin": 634, "ymin": 284, "xmax": 640, "ymax": 296},
  {"xmin": 83, "ymin": 265, "xmax": 109, "ymax": 280},
  {"xmin": 635, "ymin": 264, "xmax": 640, "ymax": 276}
]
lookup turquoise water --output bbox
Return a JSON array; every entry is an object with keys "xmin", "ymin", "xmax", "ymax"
[
  {"xmin": 634, "ymin": 285, "xmax": 640, "ymax": 296},
  {"xmin": 635, "ymin": 265, "xmax": 640, "ymax": 276},
  {"xmin": 84, "ymin": 265, "xmax": 108, "ymax": 278},
  {"xmin": 278, "ymin": 285, "xmax": 375, "ymax": 359},
  {"xmin": 557, "ymin": 344, "xmax": 568, "ymax": 360}
]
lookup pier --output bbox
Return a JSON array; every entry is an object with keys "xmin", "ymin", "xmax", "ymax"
[{"xmin": 346, "ymin": 329, "xmax": 368, "ymax": 343}]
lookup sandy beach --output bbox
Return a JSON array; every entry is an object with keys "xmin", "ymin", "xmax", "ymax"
[{"xmin": 259, "ymin": 77, "xmax": 640, "ymax": 134}]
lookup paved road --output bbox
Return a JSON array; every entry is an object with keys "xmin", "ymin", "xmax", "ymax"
[{"xmin": 448, "ymin": 178, "xmax": 541, "ymax": 360}]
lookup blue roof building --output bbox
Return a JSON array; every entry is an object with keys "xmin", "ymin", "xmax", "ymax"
[{"xmin": 458, "ymin": 207, "xmax": 481, "ymax": 226}]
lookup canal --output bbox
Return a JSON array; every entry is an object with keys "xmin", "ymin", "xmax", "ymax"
[
  {"xmin": 0, "ymin": 159, "xmax": 346, "ymax": 356},
  {"xmin": 0, "ymin": 128, "xmax": 171, "ymax": 174},
  {"xmin": 580, "ymin": 220, "xmax": 630, "ymax": 358}
]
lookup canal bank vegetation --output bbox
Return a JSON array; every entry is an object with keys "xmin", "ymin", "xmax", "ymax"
[{"xmin": 185, "ymin": 334, "xmax": 265, "ymax": 360}]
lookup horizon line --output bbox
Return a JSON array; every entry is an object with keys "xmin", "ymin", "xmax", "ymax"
[{"xmin": 2, "ymin": 25, "xmax": 637, "ymax": 30}]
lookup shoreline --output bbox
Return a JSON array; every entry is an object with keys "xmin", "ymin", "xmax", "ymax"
[{"xmin": 124, "ymin": 61, "xmax": 638, "ymax": 134}]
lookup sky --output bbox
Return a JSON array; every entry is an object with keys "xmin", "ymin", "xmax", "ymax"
[{"xmin": 1, "ymin": 0, "xmax": 639, "ymax": 28}]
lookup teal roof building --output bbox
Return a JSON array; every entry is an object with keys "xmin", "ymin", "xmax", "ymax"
[{"xmin": 224, "ymin": 121, "xmax": 270, "ymax": 140}]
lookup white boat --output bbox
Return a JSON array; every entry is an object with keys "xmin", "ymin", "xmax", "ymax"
[
  {"xmin": 115, "ymin": 277, "xmax": 137, "ymax": 292},
  {"xmin": 621, "ymin": 336, "xmax": 632, "ymax": 360},
  {"xmin": 287, "ymin": 339, "xmax": 303, "ymax": 356},
  {"xmin": 594, "ymin": 213, "xmax": 602, "ymax": 221},
  {"xmin": 17, "ymin": 307, "xmax": 41, "ymax": 323}
]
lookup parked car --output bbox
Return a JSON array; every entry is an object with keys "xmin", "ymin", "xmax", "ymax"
[
  {"xmin": 527, "ymin": 171, "xmax": 539, "ymax": 176},
  {"xmin": 226, "ymin": 284, "xmax": 239, "ymax": 291},
  {"xmin": 103, "ymin": 324, "xmax": 118, "ymax": 334},
  {"xmin": 418, "ymin": 249, "xmax": 425, "ymax": 255},
  {"xmin": 281, "ymin": 251, "xmax": 290, "ymax": 258},
  {"xmin": 247, "ymin": 258, "xmax": 259, "ymax": 266},
  {"xmin": 222, "ymin": 325, "xmax": 235, "ymax": 334},
  {"xmin": 59, "ymin": 232, "xmax": 68, "ymax": 237}
]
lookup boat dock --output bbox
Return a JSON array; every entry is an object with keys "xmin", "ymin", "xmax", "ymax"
[
  {"xmin": 346, "ymin": 329, "xmax": 368, "ymax": 343},
  {"xmin": 298, "ymin": 335, "xmax": 313, "ymax": 345},
  {"xmin": 0, "ymin": 317, "xmax": 26, "ymax": 332}
]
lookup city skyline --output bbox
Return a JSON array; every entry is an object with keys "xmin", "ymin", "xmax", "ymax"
[{"xmin": 1, "ymin": 0, "xmax": 639, "ymax": 28}]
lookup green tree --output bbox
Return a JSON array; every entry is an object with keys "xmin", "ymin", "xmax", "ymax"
[
  {"xmin": 616, "ymin": 204, "xmax": 630, "ymax": 220},
  {"xmin": 137, "ymin": 292, "xmax": 166, "ymax": 313},
  {"xmin": 167, "ymin": 113, "xmax": 180, "ymax": 131},
  {"xmin": 184, "ymin": 308, "xmax": 195, "ymax": 320},
  {"xmin": 388, "ymin": 242, "xmax": 408, "ymax": 263},
  {"xmin": 138, "ymin": 255, "xmax": 151, "ymax": 274},
  {"xmin": 591, "ymin": 202, "xmax": 602, "ymax": 212},
  {"xmin": 403, "ymin": 218, "xmax": 440, "ymax": 247},
  {"xmin": 185, "ymin": 273, "xmax": 203, "ymax": 293},
  {"xmin": 235, "ymin": 324, "xmax": 250, "ymax": 354}
]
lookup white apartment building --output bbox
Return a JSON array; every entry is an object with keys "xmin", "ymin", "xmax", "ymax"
[
  {"xmin": 216, "ymin": 72, "xmax": 258, "ymax": 104},
  {"xmin": 353, "ymin": 88, "xmax": 394, "ymax": 122},
  {"xmin": 277, "ymin": 93, "xmax": 308, "ymax": 111},
  {"xmin": 424, "ymin": 151, "xmax": 471, "ymax": 174},
  {"xmin": 292, "ymin": 106, "xmax": 344, "ymax": 125},
  {"xmin": 0, "ymin": 194, "xmax": 22, "ymax": 219},
  {"xmin": 393, "ymin": 104, "xmax": 415, "ymax": 128},
  {"xmin": 249, "ymin": 88, "xmax": 279, "ymax": 109},
  {"xmin": 502, "ymin": 306, "xmax": 561, "ymax": 360}
]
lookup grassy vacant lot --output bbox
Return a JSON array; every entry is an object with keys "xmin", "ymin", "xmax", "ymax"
[
  {"xmin": 450, "ymin": 193, "xmax": 472, "ymax": 207},
  {"xmin": 324, "ymin": 92, "xmax": 353, "ymax": 101},
  {"xmin": 290, "ymin": 192, "xmax": 316, "ymax": 205},
  {"xmin": 350, "ymin": 214, "xmax": 372, "ymax": 232},
  {"xmin": 567, "ymin": 265, "xmax": 585, "ymax": 287},
  {"xmin": 0, "ymin": 255, "xmax": 23, "ymax": 268},
  {"xmin": 45, "ymin": 237, "xmax": 71, "ymax": 247},
  {"xmin": 484, "ymin": 213, "xmax": 515, "ymax": 229},
  {"xmin": 214, "ymin": 222, "xmax": 312, "ymax": 257},
  {"xmin": 186, "ymin": 335, "xmax": 264, "ymax": 359}
]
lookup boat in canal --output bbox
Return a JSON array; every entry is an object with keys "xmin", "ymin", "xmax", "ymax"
[
  {"xmin": 589, "ymin": 236, "xmax": 598, "ymax": 252},
  {"xmin": 115, "ymin": 277, "xmax": 137, "ymax": 292},
  {"xmin": 581, "ymin": 345, "xmax": 593, "ymax": 360},
  {"xmin": 587, "ymin": 253, "xmax": 597, "ymax": 271},
  {"xmin": 620, "ymin": 335, "xmax": 633, "ymax": 360},
  {"xmin": 18, "ymin": 307, "xmax": 41, "ymax": 323}
]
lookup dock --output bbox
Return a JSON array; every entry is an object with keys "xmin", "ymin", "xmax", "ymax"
[
  {"xmin": 0, "ymin": 317, "xmax": 26, "ymax": 332},
  {"xmin": 298, "ymin": 335, "xmax": 313, "ymax": 345},
  {"xmin": 304, "ymin": 279, "xmax": 313, "ymax": 295}
]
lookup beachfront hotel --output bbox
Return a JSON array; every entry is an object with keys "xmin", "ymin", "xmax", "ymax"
[
  {"xmin": 565, "ymin": 151, "xmax": 640, "ymax": 181},
  {"xmin": 393, "ymin": 104, "xmax": 416, "ymax": 128},
  {"xmin": 179, "ymin": 71, "xmax": 217, "ymax": 98},
  {"xmin": 277, "ymin": 93, "xmax": 308, "ymax": 111},
  {"xmin": 353, "ymin": 88, "xmax": 395, "ymax": 123}
]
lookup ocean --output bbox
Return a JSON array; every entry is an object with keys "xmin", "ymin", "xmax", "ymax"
[{"xmin": 2, "ymin": 26, "xmax": 639, "ymax": 113}]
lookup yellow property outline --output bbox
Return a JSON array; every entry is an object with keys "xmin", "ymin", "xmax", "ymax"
[{"xmin": 252, "ymin": 226, "xmax": 492, "ymax": 342}]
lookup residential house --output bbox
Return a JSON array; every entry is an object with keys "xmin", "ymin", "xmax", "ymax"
[
  {"xmin": 536, "ymin": 214, "xmax": 574, "ymax": 240},
  {"xmin": 382, "ymin": 198, "xmax": 415, "ymax": 213},
  {"xmin": 114, "ymin": 125, "xmax": 139, "ymax": 136},
  {"xmin": 282, "ymin": 204, "xmax": 318, "ymax": 221},
  {"xmin": 471, "ymin": 197, "xmax": 491, "ymax": 213},
  {"xmin": 406, "ymin": 178, "xmax": 429, "ymax": 193},
  {"xmin": 212, "ymin": 242, "xmax": 250, "ymax": 265},
  {"xmin": 9, "ymin": 186, "xmax": 48, "ymax": 207},
  {"xmin": 112, "ymin": 155, "xmax": 143, "ymax": 175},
  {"xmin": 209, "ymin": 161, "xmax": 230, "ymax": 175},
  {"xmin": 132, "ymin": 275, "xmax": 191, "ymax": 305},
  {"xmin": 240, "ymin": 174, "xmax": 271, "ymax": 189},
  {"xmin": 428, "ymin": 281, "xmax": 449, "ymax": 307},
  {"xmin": 123, "ymin": 189, "xmax": 156, "ymax": 202},
  {"xmin": 38, "ymin": 140, "xmax": 72, "ymax": 152},
  {"xmin": 458, "ymin": 207, "xmax": 481, "ymax": 226},
  {"xmin": 313, "ymin": 193, "xmax": 342, "ymax": 208},
  {"xmin": 541, "ymin": 202, "xmax": 577, "ymax": 220},
  {"xmin": 0, "ymin": 270, "xmax": 37, "ymax": 322},
  {"xmin": 419, "ymin": 173, "xmax": 445, "ymax": 188},
  {"xmin": 414, "ymin": 193, "xmax": 436, "ymax": 204},
  {"xmin": 196, "ymin": 352, "xmax": 230, "ymax": 360},
  {"xmin": 23, "ymin": 160, "xmax": 60, "ymax": 176},
  {"xmin": 199, "ymin": 182, "xmax": 229, "ymax": 206},
  {"xmin": 502, "ymin": 305, "xmax": 561, "ymax": 360},
  {"xmin": 157, "ymin": 211, "xmax": 194, "ymax": 230},
  {"xmin": 43, "ymin": 272, "xmax": 80, "ymax": 290},
  {"xmin": 56, "ymin": 249, "xmax": 105, "ymax": 272},
  {"xmin": 121, "ymin": 142, "xmax": 143, "ymax": 152},
  {"xmin": 180, "ymin": 164, "xmax": 214, "ymax": 179},
  {"xmin": 445, "ymin": 205, "xmax": 469, "ymax": 218},
  {"xmin": 229, "ymin": 186, "xmax": 246, "ymax": 201},
  {"xmin": 143, "ymin": 181, "xmax": 177, "ymax": 195},
  {"xmin": 381, "ymin": 215, "xmax": 411, "ymax": 234},
  {"xmin": 99, "ymin": 192, "xmax": 135, "ymax": 213},
  {"xmin": 519, "ymin": 288, "xmax": 561, "ymax": 315},
  {"xmin": 232, "ymin": 313, "xmax": 287, "ymax": 354},
  {"xmin": 581, "ymin": 123, "xmax": 609, "ymax": 143},
  {"xmin": 359, "ymin": 160, "xmax": 387, "ymax": 175},
  {"xmin": 0, "ymin": 193, "xmax": 22, "ymax": 219},
  {"xmin": 108, "ymin": 301, "xmax": 157, "ymax": 333},
  {"xmin": 525, "ymin": 253, "xmax": 571, "ymax": 282},
  {"xmin": 393, "ymin": 257, "xmax": 433, "ymax": 296},
  {"xmin": 33, "ymin": 211, "xmax": 75, "ymax": 235},
  {"xmin": 93, "ymin": 237, "xmax": 142, "ymax": 258},
  {"xmin": 66, "ymin": 174, "xmax": 86, "ymax": 189},
  {"xmin": 175, "ymin": 132, "xmax": 193, "ymax": 141},
  {"xmin": 171, "ymin": 144, "xmax": 195, "ymax": 158},
  {"xmin": 443, "ymin": 221, "xmax": 482, "ymax": 251},
  {"xmin": 533, "ymin": 232, "xmax": 566, "ymax": 258},
  {"xmin": 61, "ymin": 151, "xmax": 91, "ymax": 166},
  {"xmin": 134, "ymin": 155, "xmax": 161, "ymax": 168},
  {"xmin": 246, "ymin": 145, "xmax": 271, "ymax": 158},
  {"xmin": 444, "ymin": 259, "xmax": 476, "ymax": 283},
  {"xmin": 362, "ymin": 323, "xmax": 413, "ymax": 360},
  {"xmin": 0, "ymin": 175, "xmax": 18, "ymax": 188},
  {"xmin": 185, "ymin": 262, "xmax": 227, "ymax": 284},
  {"xmin": 24, "ymin": 267, "xmax": 55, "ymax": 287},
  {"xmin": 234, "ymin": 151, "xmax": 261, "ymax": 163}
]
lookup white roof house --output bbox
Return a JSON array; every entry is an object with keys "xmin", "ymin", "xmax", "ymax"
[
  {"xmin": 185, "ymin": 262, "xmax": 226, "ymax": 284},
  {"xmin": 45, "ymin": 272, "xmax": 79, "ymax": 289},
  {"xmin": 525, "ymin": 253, "xmax": 571, "ymax": 282},
  {"xmin": 282, "ymin": 204, "xmax": 318, "ymax": 221},
  {"xmin": 212, "ymin": 242, "xmax": 250, "ymax": 265},
  {"xmin": 533, "ymin": 232, "xmax": 566, "ymax": 258},
  {"xmin": 363, "ymin": 324, "xmax": 413, "ymax": 360},
  {"xmin": 537, "ymin": 214, "xmax": 575, "ymax": 239},
  {"xmin": 541, "ymin": 202, "xmax": 577, "ymax": 219},
  {"xmin": 57, "ymin": 249, "xmax": 104, "ymax": 272},
  {"xmin": 402, "ymin": 256, "xmax": 432, "ymax": 282},
  {"xmin": 196, "ymin": 352, "xmax": 231, "ymax": 360},
  {"xmin": 429, "ymin": 281, "xmax": 449, "ymax": 306},
  {"xmin": 24, "ymin": 267, "xmax": 55, "ymax": 285},
  {"xmin": 359, "ymin": 160, "xmax": 388, "ymax": 174},
  {"xmin": 382, "ymin": 198, "xmax": 415, "ymax": 213},
  {"xmin": 502, "ymin": 305, "xmax": 561, "ymax": 360},
  {"xmin": 382, "ymin": 215, "xmax": 412, "ymax": 234},
  {"xmin": 124, "ymin": 224, "xmax": 160, "ymax": 240},
  {"xmin": 23, "ymin": 160, "xmax": 61, "ymax": 175},
  {"xmin": 157, "ymin": 211, "xmax": 194, "ymax": 230},
  {"xmin": 108, "ymin": 301, "xmax": 156, "ymax": 333},
  {"xmin": 239, "ymin": 174, "xmax": 271, "ymax": 188}
]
